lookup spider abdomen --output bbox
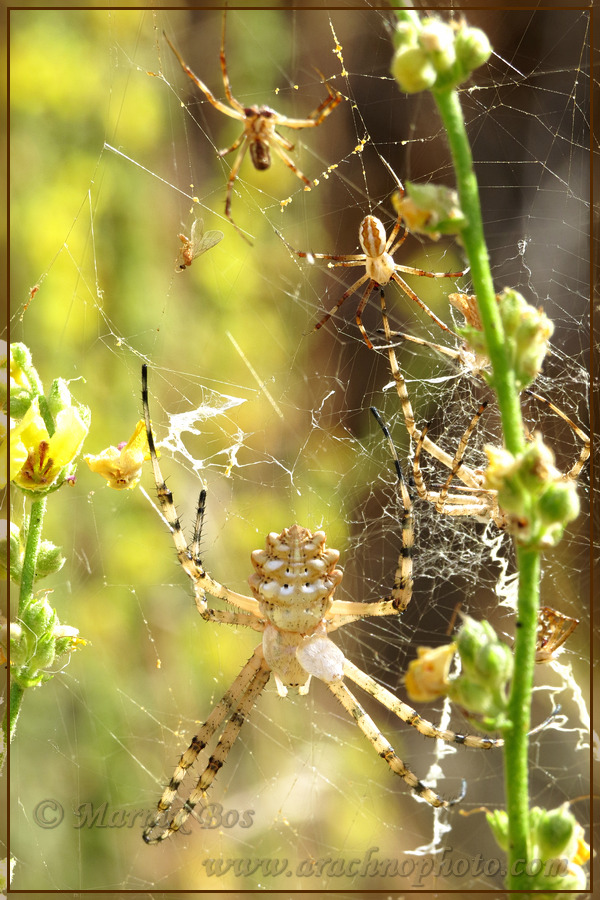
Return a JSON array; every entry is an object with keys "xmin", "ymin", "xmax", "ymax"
[
  {"xmin": 360, "ymin": 215, "xmax": 395, "ymax": 284},
  {"xmin": 249, "ymin": 138, "xmax": 271, "ymax": 170},
  {"xmin": 248, "ymin": 524, "xmax": 343, "ymax": 631}
]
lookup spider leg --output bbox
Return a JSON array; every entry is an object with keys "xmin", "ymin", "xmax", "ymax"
[
  {"xmin": 378, "ymin": 292, "xmax": 482, "ymax": 490},
  {"xmin": 354, "ymin": 279, "xmax": 377, "ymax": 348},
  {"xmin": 273, "ymin": 227, "xmax": 365, "ymax": 264},
  {"xmin": 219, "ymin": 8, "xmax": 246, "ymax": 115},
  {"xmin": 524, "ymin": 389, "xmax": 590, "ymax": 481},
  {"xmin": 222, "ymin": 140, "xmax": 253, "ymax": 243},
  {"xmin": 385, "ymin": 216, "xmax": 407, "ymax": 254},
  {"xmin": 390, "ymin": 272, "xmax": 457, "ymax": 336},
  {"xmin": 434, "ymin": 402, "xmax": 488, "ymax": 513},
  {"xmin": 397, "ymin": 262, "xmax": 468, "ymax": 279},
  {"xmin": 141, "ymin": 365, "xmax": 262, "ymax": 623},
  {"xmin": 270, "ymin": 137, "xmax": 312, "ymax": 189},
  {"xmin": 328, "ymin": 410, "xmax": 414, "ymax": 625},
  {"xmin": 413, "ymin": 419, "xmax": 498, "ymax": 522},
  {"xmin": 342, "ymin": 659, "xmax": 502, "ymax": 749},
  {"xmin": 378, "ymin": 329, "xmax": 463, "ymax": 362},
  {"xmin": 164, "ymin": 33, "xmax": 243, "ymax": 121},
  {"xmin": 275, "ymin": 75, "xmax": 341, "ymax": 129},
  {"xmin": 327, "ymin": 679, "xmax": 463, "ymax": 807},
  {"xmin": 143, "ymin": 646, "xmax": 270, "ymax": 843},
  {"xmin": 313, "ymin": 273, "xmax": 369, "ymax": 336},
  {"xmin": 218, "ymin": 133, "xmax": 245, "ymax": 158}
]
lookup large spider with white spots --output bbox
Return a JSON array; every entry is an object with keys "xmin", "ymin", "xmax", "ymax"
[
  {"xmin": 140, "ymin": 365, "xmax": 501, "ymax": 844},
  {"xmin": 165, "ymin": 12, "xmax": 341, "ymax": 242}
]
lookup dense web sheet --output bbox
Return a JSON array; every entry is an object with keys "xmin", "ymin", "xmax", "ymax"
[{"xmin": 7, "ymin": 3, "xmax": 592, "ymax": 892}]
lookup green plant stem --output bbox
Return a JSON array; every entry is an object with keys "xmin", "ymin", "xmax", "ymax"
[
  {"xmin": 19, "ymin": 497, "xmax": 47, "ymax": 614},
  {"xmin": 0, "ymin": 496, "xmax": 47, "ymax": 772},
  {"xmin": 430, "ymin": 85, "xmax": 539, "ymax": 886},
  {"xmin": 503, "ymin": 546, "xmax": 540, "ymax": 888},
  {"xmin": 431, "ymin": 87, "xmax": 524, "ymax": 456}
]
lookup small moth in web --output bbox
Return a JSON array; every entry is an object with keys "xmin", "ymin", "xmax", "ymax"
[{"xmin": 176, "ymin": 218, "xmax": 224, "ymax": 271}]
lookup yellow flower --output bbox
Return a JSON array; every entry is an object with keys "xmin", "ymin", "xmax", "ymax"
[
  {"xmin": 11, "ymin": 398, "xmax": 88, "ymax": 492},
  {"xmin": 405, "ymin": 643, "xmax": 456, "ymax": 702},
  {"xmin": 84, "ymin": 420, "xmax": 151, "ymax": 490}
]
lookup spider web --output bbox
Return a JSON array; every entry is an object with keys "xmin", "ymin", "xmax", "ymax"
[{"xmin": 7, "ymin": 3, "xmax": 593, "ymax": 893}]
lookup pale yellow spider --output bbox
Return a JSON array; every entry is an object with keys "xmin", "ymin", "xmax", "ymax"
[
  {"xmin": 140, "ymin": 365, "xmax": 501, "ymax": 844},
  {"xmin": 379, "ymin": 291, "xmax": 589, "ymax": 528},
  {"xmin": 282, "ymin": 212, "xmax": 466, "ymax": 348},
  {"xmin": 165, "ymin": 12, "xmax": 341, "ymax": 242}
]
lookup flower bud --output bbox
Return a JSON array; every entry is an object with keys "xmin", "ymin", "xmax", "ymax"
[
  {"xmin": 535, "ymin": 805, "xmax": 577, "ymax": 860},
  {"xmin": 391, "ymin": 46, "xmax": 437, "ymax": 93},
  {"xmin": 449, "ymin": 616, "xmax": 512, "ymax": 721},
  {"xmin": 393, "ymin": 181, "xmax": 467, "ymax": 239},
  {"xmin": 9, "ymin": 343, "xmax": 41, "ymax": 420},
  {"xmin": 455, "ymin": 26, "xmax": 492, "ymax": 72},
  {"xmin": 392, "ymin": 20, "xmax": 418, "ymax": 52},
  {"xmin": 419, "ymin": 19, "xmax": 456, "ymax": 72},
  {"xmin": 486, "ymin": 808, "xmax": 509, "ymax": 851},
  {"xmin": 35, "ymin": 539, "xmax": 66, "ymax": 580}
]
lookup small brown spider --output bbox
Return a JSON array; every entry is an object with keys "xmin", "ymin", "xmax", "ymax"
[{"xmin": 165, "ymin": 12, "xmax": 341, "ymax": 241}]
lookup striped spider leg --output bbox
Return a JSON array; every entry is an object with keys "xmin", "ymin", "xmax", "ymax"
[
  {"xmin": 141, "ymin": 365, "xmax": 500, "ymax": 844},
  {"xmin": 165, "ymin": 10, "xmax": 341, "ymax": 242},
  {"xmin": 379, "ymin": 297, "xmax": 589, "ymax": 526},
  {"xmin": 280, "ymin": 212, "xmax": 466, "ymax": 348},
  {"xmin": 378, "ymin": 289, "xmax": 503, "ymax": 525}
]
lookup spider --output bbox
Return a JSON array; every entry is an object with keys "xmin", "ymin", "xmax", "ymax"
[
  {"xmin": 379, "ymin": 291, "xmax": 590, "ymax": 528},
  {"xmin": 165, "ymin": 12, "xmax": 341, "ymax": 242},
  {"xmin": 140, "ymin": 364, "xmax": 501, "ymax": 844},
  {"xmin": 281, "ymin": 210, "xmax": 466, "ymax": 349},
  {"xmin": 535, "ymin": 606, "xmax": 579, "ymax": 664}
]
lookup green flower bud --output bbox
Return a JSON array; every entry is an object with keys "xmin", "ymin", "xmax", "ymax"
[
  {"xmin": 448, "ymin": 677, "xmax": 490, "ymax": 715},
  {"xmin": 535, "ymin": 806, "xmax": 576, "ymax": 860},
  {"xmin": 35, "ymin": 540, "xmax": 66, "ymax": 580},
  {"xmin": 497, "ymin": 288, "xmax": 554, "ymax": 390},
  {"xmin": 474, "ymin": 641, "xmax": 513, "ymax": 683},
  {"xmin": 455, "ymin": 26, "xmax": 492, "ymax": 72},
  {"xmin": 46, "ymin": 377, "xmax": 73, "ymax": 421},
  {"xmin": 419, "ymin": 19, "xmax": 456, "ymax": 72},
  {"xmin": 394, "ymin": 181, "xmax": 467, "ymax": 238},
  {"xmin": 454, "ymin": 616, "xmax": 496, "ymax": 670},
  {"xmin": 449, "ymin": 617, "xmax": 512, "ymax": 721},
  {"xmin": 9, "ymin": 343, "xmax": 42, "ymax": 419},
  {"xmin": 538, "ymin": 481, "xmax": 580, "ymax": 528},
  {"xmin": 392, "ymin": 20, "xmax": 418, "ymax": 52},
  {"xmin": 486, "ymin": 809, "xmax": 509, "ymax": 851},
  {"xmin": 391, "ymin": 46, "xmax": 437, "ymax": 93}
]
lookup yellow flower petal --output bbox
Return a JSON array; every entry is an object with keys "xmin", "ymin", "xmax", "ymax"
[{"xmin": 84, "ymin": 420, "xmax": 150, "ymax": 490}]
